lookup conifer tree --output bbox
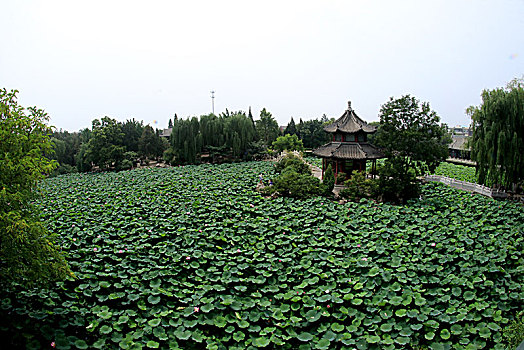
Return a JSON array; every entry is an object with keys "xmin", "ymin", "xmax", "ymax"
[{"xmin": 284, "ymin": 117, "xmax": 297, "ymax": 135}]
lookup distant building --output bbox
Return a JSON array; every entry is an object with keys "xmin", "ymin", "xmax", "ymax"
[
  {"xmin": 449, "ymin": 134, "xmax": 471, "ymax": 160},
  {"xmin": 159, "ymin": 128, "xmax": 172, "ymax": 139},
  {"xmin": 451, "ymin": 126, "xmax": 472, "ymax": 136}
]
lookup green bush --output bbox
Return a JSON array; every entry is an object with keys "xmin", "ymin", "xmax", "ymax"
[
  {"xmin": 336, "ymin": 171, "xmax": 346, "ymax": 184},
  {"xmin": 275, "ymin": 154, "xmax": 310, "ymax": 175},
  {"xmin": 124, "ymin": 151, "xmax": 139, "ymax": 166},
  {"xmin": 377, "ymin": 158, "xmax": 420, "ymax": 203},
  {"xmin": 51, "ymin": 163, "xmax": 77, "ymax": 177},
  {"xmin": 340, "ymin": 170, "xmax": 379, "ymax": 201},
  {"xmin": 503, "ymin": 311, "xmax": 524, "ymax": 350},
  {"xmin": 321, "ymin": 164, "xmax": 335, "ymax": 196},
  {"xmin": 264, "ymin": 169, "xmax": 321, "ymax": 198},
  {"xmin": 116, "ymin": 159, "xmax": 133, "ymax": 171},
  {"xmin": 261, "ymin": 153, "xmax": 322, "ymax": 198},
  {"xmin": 163, "ymin": 147, "xmax": 176, "ymax": 165}
]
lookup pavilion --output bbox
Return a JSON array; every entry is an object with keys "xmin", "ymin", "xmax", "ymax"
[{"xmin": 312, "ymin": 101, "xmax": 385, "ymax": 183}]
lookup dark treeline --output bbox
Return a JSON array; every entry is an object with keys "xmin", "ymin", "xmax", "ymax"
[
  {"xmin": 50, "ymin": 117, "xmax": 166, "ymax": 174},
  {"xmin": 283, "ymin": 115, "xmax": 332, "ymax": 149},
  {"xmin": 49, "ymin": 108, "xmax": 331, "ymax": 173}
]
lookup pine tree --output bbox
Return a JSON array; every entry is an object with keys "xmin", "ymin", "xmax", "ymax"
[{"xmin": 284, "ymin": 117, "xmax": 297, "ymax": 135}]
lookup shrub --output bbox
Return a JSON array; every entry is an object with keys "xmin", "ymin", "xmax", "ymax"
[
  {"xmin": 336, "ymin": 171, "xmax": 346, "ymax": 184},
  {"xmin": 275, "ymin": 153, "xmax": 310, "ymax": 175},
  {"xmin": 116, "ymin": 159, "xmax": 133, "ymax": 171},
  {"xmin": 377, "ymin": 158, "xmax": 420, "ymax": 203},
  {"xmin": 163, "ymin": 147, "xmax": 176, "ymax": 165},
  {"xmin": 261, "ymin": 152, "xmax": 323, "ymax": 198},
  {"xmin": 266, "ymin": 169, "xmax": 321, "ymax": 198},
  {"xmin": 340, "ymin": 170, "xmax": 379, "ymax": 201},
  {"xmin": 51, "ymin": 163, "xmax": 77, "ymax": 177},
  {"xmin": 503, "ymin": 311, "xmax": 524, "ymax": 350},
  {"xmin": 321, "ymin": 164, "xmax": 335, "ymax": 196},
  {"xmin": 124, "ymin": 151, "xmax": 139, "ymax": 166}
]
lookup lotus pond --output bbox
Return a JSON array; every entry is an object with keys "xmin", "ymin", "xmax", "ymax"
[
  {"xmin": 1, "ymin": 161, "xmax": 522, "ymax": 349},
  {"xmin": 432, "ymin": 163, "xmax": 477, "ymax": 184}
]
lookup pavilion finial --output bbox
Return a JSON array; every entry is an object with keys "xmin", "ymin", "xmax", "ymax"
[{"xmin": 347, "ymin": 100, "xmax": 352, "ymax": 111}]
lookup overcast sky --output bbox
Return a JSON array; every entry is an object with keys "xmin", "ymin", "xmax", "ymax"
[{"xmin": 1, "ymin": 0, "xmax": 523, "ymax": 132}]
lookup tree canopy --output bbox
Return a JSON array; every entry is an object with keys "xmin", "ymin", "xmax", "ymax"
[
  {"xmin": 296, "ymin": 118, "xmax": 331, "ymax": 149},
  {"xmin": 86, "ymin": 117, "xmax": 126, "ymax": 169},
  {"xmin": 284, "ymin": 117, "xmax": 297, "ymax": 136},
  {"xmin": 256, "ymin": 108, "xmax": 280, "ymax": 145},
  {"xmin": 138, "ymin": 125, "xmax": 164, "ymax": 160},
  {"xmin": 375, "ymin": 95, "xmax": 448, "ymax": 202},
  {"xmin": 0, "ymin": 88, "xmax": 72, "ymax": 287},
  {"xmin": 168, "ymin": 111, "xmax": 259, "ymax": 164},
  {"xmin": 467, "ymin": 77, "xmax": 524, "ymax": 188},
  {"xmin": 272, "ymin": 134, "xmax": 305, "ymax": 153}
]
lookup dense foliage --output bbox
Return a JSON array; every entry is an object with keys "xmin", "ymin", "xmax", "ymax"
[
  {"xmin": 263, "ymin": 154, "xmax": 323, "ymax": 198},
  {"xmin": 339, "ymin": 171, "xmax": 378, "ymax": 202},
  {"xmin": 322, "ymin": 164, "xmax": 335, "ymax": 197},
  {"xmin": 166, "ymin": 111, "xmax": 260, "ymax": 165},
  {"xmin": 467, "ymin": 77, "xmax": 524, "ymax": 189},
  {"xmin": 1, "ymin": 162, "xmax": 522, "ymax": 349},
  {"xmin": 375, "ymin": 95, "xmax": 448, "ymax": 202},
  {"xmin": 0, "ymin": 88, "xmax": 72, "ymax": 287},
  {"xmin": 256, "ymin": 109, "xmax": 280, "ymax": 146},
  {"xmin": 52, "ymin": 118, "xmax": 165, "ymax": 173},
  {"xmin": 296, "ymin": 117, "xmax": 332, "ymax": 150},
  {"xmin": 272, "ymin": 134, "xmax": 305, "ymax": 153}
]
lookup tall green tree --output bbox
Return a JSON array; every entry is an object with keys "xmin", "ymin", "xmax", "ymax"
[
  {"xmin": 375, "ymin": 95, "xmax": 448, "ymax": 202},
  {"xmin": 284, "ymin": 117, "xmax": 297, "ymax": 135},
  {"xmin": 50, "ymin": 129, "xmax": 82, "ymax": 167},
  {"xmin": 171, "ymin": 117, "xmax": 200, "ymax": 164},
  {"xmin": 296, "ymin": 118, "xmax": 330, "ymax": 149},
  {"xmin": 467, "ymin": 77, "xmax": 524, "ymax": 188},
  {"xmin": 121, "ymin": 118, "xmax": 144, "ymax": 153},
  {"xmin": 86, "ymin": 117, "xmax": 126, "ymax": 169},
  {"xmin": 272, "ymin": 134, "xmax": 305, "ymax": 153},
  {"xmin": 75, "ymin": 128, "xmax": 93, "ymax": 172},
  {"xmin": 256, "ymin": 108, "xmax": 280, "ymax": 145},
  {"xmin": 224, "ymin": 112, "xmax": 257, "ymax": 159},
  {"xmin": 0, "ymin": 88, "xmax": 72, "ymax": 287},
  {"xmin": 138, "ymin": 125, "xmax": 164, "ymax": 160}
]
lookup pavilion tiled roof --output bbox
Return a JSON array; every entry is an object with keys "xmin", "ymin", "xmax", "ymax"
[
  {"xmin": 324, "ymin": 101, "xmax": 377, "ymax": 134},
  {"xmin": 313, "ymin": 142, "xmax": 385, "ymax": 160}
]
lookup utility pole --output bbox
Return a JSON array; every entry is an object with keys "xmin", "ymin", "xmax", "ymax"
[{"xmin": 210, "ymin": 90, "xmax": 215, "ymax": 114}]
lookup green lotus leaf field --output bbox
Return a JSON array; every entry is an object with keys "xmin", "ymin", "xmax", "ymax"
[{"xmin": 1, "ymin": 161, "xmax": 522, "ymax": 349}]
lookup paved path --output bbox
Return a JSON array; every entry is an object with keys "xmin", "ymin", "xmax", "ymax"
[
  {"xmin": 307, "ymin": 163, "xmax": 345, "ymax": 197},
  {"xmin": 309, "ymin": 164, "xmax": 323, "ymax": 180}
]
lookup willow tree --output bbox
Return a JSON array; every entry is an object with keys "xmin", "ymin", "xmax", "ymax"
[
  {"xmin": 171, "ymin": 117, "xmax": 201, "ymax": 164},
  {"xmin": 468, "ymin": 77, "xmax": 524, "ymax": 188},
  {"xmin": 224, "ymin": 112, "xmax": 257, "ymax": 158}
]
